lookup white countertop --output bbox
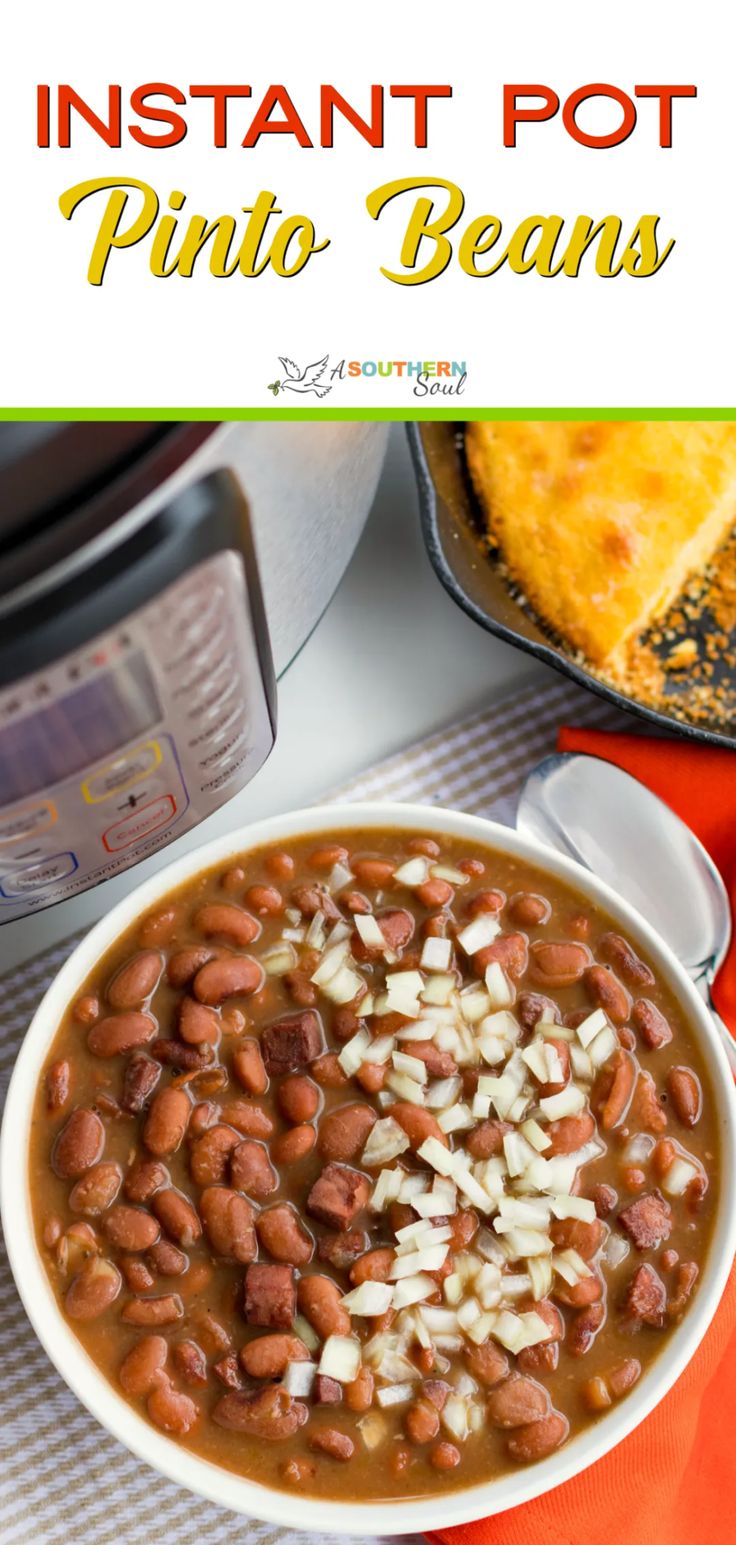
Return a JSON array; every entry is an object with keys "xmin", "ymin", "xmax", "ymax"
[{"xmin": 1, "ymin": 426, "xmax": 545, "ymax": 974}]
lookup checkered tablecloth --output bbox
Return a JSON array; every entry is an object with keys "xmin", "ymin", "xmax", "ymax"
[{"xmin": 0, "ymin": 674, "xmax": 628, "ymax": 1545}]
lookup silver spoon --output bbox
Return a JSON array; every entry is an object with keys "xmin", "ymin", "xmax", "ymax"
[{"xmin": 516, "ymin": 752, "xmax": 736, "ymax": 1076}]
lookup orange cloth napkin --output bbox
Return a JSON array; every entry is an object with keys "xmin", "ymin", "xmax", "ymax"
[{"xmin": 430, "ymin": 728, "xmax": 736, "ymax": 1545}]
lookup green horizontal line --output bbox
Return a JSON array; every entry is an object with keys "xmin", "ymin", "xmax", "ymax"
[{"xmin": 1, "ymin": 407, "xmax": 736, "ymax": 422}]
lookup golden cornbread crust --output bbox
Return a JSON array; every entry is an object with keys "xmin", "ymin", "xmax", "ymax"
[{"xmin": 466, "ymin": 422, "xmax": 736, "ymax": 670}]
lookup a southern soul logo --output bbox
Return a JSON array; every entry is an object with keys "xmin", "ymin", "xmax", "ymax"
[{"xmin": 268, "ymin": 355, "xmax": 467, "ymax": 399}]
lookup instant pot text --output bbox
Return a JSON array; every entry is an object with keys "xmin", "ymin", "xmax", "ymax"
[{"xmin": 37, "ymin": 81, "xmax": 697, "ymax": 287}]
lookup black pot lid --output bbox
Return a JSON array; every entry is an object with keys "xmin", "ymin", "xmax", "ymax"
[{"xmin": 0, "ymin": 422, "xmax": 217, "ymax": 600}]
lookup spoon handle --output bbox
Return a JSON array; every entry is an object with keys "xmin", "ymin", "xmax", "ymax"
[{"xmin": 704, "ymin": 990, "xmax": 736, "ymax": 1078}]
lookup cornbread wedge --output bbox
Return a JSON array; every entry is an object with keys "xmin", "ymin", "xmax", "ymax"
[{"xmin": 466, "ymin": 422, "xmax": 736, "ymax": 669}]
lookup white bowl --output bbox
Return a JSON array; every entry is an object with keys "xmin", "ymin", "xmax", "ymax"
[{"xmin": 2, "ymin": 801, "xmax": 735, "ymax": 1536}]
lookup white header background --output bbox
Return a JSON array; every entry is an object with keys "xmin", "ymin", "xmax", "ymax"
[{"xmin": 1, "ymin": 0, "xmax": 731, "ymax": 409}]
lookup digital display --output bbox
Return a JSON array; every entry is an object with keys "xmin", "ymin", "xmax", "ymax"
[{"xmin": 0, "ymin": 652, "xmax": 161, "ymax": 805}]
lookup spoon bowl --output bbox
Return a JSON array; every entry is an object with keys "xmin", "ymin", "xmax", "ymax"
[{"xmin": 516, "ymin": 752, "xmax": 735, "ymax": 1072}]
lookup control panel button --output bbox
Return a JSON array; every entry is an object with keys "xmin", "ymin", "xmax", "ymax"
[
  {"xmin": 0, "ymin": 800, "xmax": 57, "ymax": 845},
  {"xmin": 82, "ymin": 741, "xmax": 162, "ymax": 803},
  {"xmin": 102, "ymin": 794, "xmax": 177, "ymax": 852},
  {"xmin": 0, "ymin": 851, "xmax": 78, "ymax": 897}
]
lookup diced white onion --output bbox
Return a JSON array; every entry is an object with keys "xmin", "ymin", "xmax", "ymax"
[
  {"xmin": 338, "ymin": 1027, "xmax": 372, "ymax": 1075},
  {"xmin": 362, "ymin": 1034, "xmax": 396, "ymax": 1065},
  {"xmin": 550, "ymin": 1194, "xmax": 597, "ymax": 1223},
  {"xmin": 417, "ymin": 1136, "xmax": 455, "ymax": 1177},
  {"xmin": 570, "ymin": 1044, "xmax": 594, "ymax": 1081},
  {"xmin": 430, "ymin": 864, "xmax": 469, "ymax": 885},
  {"xmin": 282, "ymin": 1360, "xmax": 316, "ymax": 1397},
  {"xmin": 588, "ymin": 1026, "xmax": 619, "ymax": 1069},
  {"xmin": 603, "ymin": 1233, "xmax": 630, "ymax": 1269},
  {"xmin": 392, "ymin": 1272, "xmax": 438, "ymax": 1309},
  {"xmin": 361, "ymin": 1116, "xmax": 411, "ymax": 1168},
  {"xmin": 355, "ymin": 913, "xmax": 387, "ymax": 950},
  {"xmin": 293, "ymin": 1314, "xmax": 320, "ymax": 1352},
  {"xmin": 376, "ymin": 1382, "xmax": 414, "ymax": 1407},
  {"xmin": 318, "ymin": 1335, "xmax": 361, "ymax": 1382},
  {"xmin": 341, "ymin": 1281, "xmax": 394, "ymax": 1316},
  {"xmin": 528, "ymin": 1257, "xmax": 554, "ymax": 1300},
  {"xmin": 553, "ymin": 1248, "xmax": 592, "ymax": 1285},
  {"xmin": 499, "ymin": 1272, "xmax": 532, "ymax": 1299},
  {"xmin": 521, "ymin": 1118, "xmax": 552, "ymax": 1153},
  {"xmin": 438, "ymin": 1102, "xmax": 475, "ymax": 1134},
  {"xmin": 622, "ymin": 1133, "xmax": 655, "ymax": 1166},
  {"xmin": 311, "ymin": 939, "xmax": 351, "ymax": 987},
  {"xmin": 425, "ymin": 1076, "xmax": 463, "ymax": 1110},
  {"xmin": 503, "ymin": 1131, "xmax": 537, "ymax": 1178},
  {"xmin": 389, "ymin": 1244, "xmax": 450, "ymax": 1279},
  {"xmin": 370, "ymin": 1167, "xmax": 404, "ymax": 1210},
  {"xmin": 421, "ymin": 936, "xmax": 453, "ymax": 972},
  {"xmin": 305, "ymin": 910, "xmax": 326, "ymax": 949},
  {"xmin": 442, "ymin": 1394, "xmax": 471, "ymax": 1441},
  {"xmin": 421, "ymin": 1305, "xmax": 460, "ymax": 1334},
  {"xmin": 490, "ymin": 1309, "xmax": 527, "ymax": 1354},
  {"xmin": 393, "ymin": 857, "xmax": 431, "ymax": 886},
  {"xmin": 358, "ymin": 1412, "xmax": 387, "ymax": 1449},
  {"xmin": 420, "ymin": 974, "xmax": 456, "ymax": 1006},
  {"xmin": 324, "ymin": 964, "xmax": 366, "ymax": 1005},
  {"xmin": 328, "ymin": 861, "xmax": 354, "ymax": 893},
  {"xmin": 575, "ymin": 1009, "xmax": 608, "ymax": 1049},
  {"xmin": 392, "ymin": 1050, "xmax": 428, "ymax": 1083},
  {"xmin": 457, "ymin": 915, "xmax": 501, "ymax": 957},
  {"xmin": 261, "ymin": 943, "xmax": 297, "ymax": 976},
  {"xmin": 662, "ymin": 1158, "xmax": 699, "ymax": 1196},
  {"xmin": 485, "ymin": 961, "xmax": 514, "ymax": 1008},
  {"xmin": 459, "ymin": 988, "xmax": 492, "ymax": 1025},
  {"xmin": 386, "ymin": 1070, "xmax": 425, "ymax": 1104},
  {"xmin": 539, "ymin": 1085, "xmax": 586, "ymax": 1121}
]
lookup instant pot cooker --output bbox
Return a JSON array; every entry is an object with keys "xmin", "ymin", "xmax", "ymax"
[{"xmin": 0, "ymin": 421, "xmax": 388, "ymax": 922}]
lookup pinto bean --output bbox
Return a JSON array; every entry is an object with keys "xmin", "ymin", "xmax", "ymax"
[
  {"xmin": 52, "ymin": 1108, "xmax": 105, "ymax": 1178},
  {"xmin": 632, "ymin": 998, "xmax": 673, "ymax": 1050},
  {"xmin": 256, "ymin": 1204, "xmax": 313, "ymax": 1266},
  {"xmin": 240, "ymin": 1333, "xmax": 311, "ymax": 1378},
  {"xmin": 318, "ymin": 1103, "xmax": 377, "ymax": 1163},
  {"xmin": 464, "ymin": 1340, "xmax": 509, "ymax": 1387},
  {"xmin": 667, "ymin": 1066, "xmax": 702, "ymax": 1127},
  {"xmin": 310, "ymin": 1054, "xmax": 349, "ymax": 1089},
  {"xmin": 147, "ymin": 1380, "xmax": 199, "ymax": 1434},
  {"xmin": 194, "ymin": 903, "xmax": 260, "ymax": 948},
  {"xmin": 272, "ymin": 1125, "xmax": 316, "ymax": 1165},
  {"xmin": 246, "ymin": 884, "xmax": 284, "ymax": 915},
  {"xmin": 232, "ymin": 1039, "xmax": 268, "ymax": 1095},
  {"xmin": 550, "ymin": 1216, "xmax": 603, "ymax": 1261},
  {"xmin": 107, "ymin": 950, "xmax": 163, "ymax": 1009},
  {"xmin": 173, "ymin": 1340, "xmax": 208, "ymax": 1385},
  {"xmin": 297, "ymin": 1275, "xmax": 351, "ymax": 1339},
  {"xmin": 141, "ymin": 1087, "xmax": 190, "ymax": 1158},
  {"xmin": 65, "ymin": 1258, "xmax": 121, "ymax": 1320},
  {"xmin": 266, "ymin": 851, "xmax": 295, "ymax": 881},
  {"xmin": 310, "ymin": 1427, "xmax": 354, "ymax": 1461},
  {"xmin": 88, "ymin": 1013, "xmax": 156, "ymax": 1057},
  {"xmin": 291, "ymin": 883, "xmax": 341, "ymax": 922},
  {"xmin": 230, "ymin": 1138, "xmax": 278, "ymax": 1199},
  {"xmin": 220, "ymin": 1099, "xmax": 274, "ymax": 1139},
  {"xmin": 509, "ymin": 893, "xmax": 551, "ymax": 927},
  {"xmin": 487, "ymin": 1376, "xmax": 550, "ymax": 1428},
  {"xmin": 568, "ymin": 1301, "xmax": 605, "ymax": 1357},
  {"xmin": 390, "ymin": 1101, "xmax": 449, "ymax": 1152},
  {"xmin": 545, "ymin": 1112, "xmax": 596, "ymax": 1156},
  {"xmin": 45, "ymin": 1060, "xmax": 70, "ymax": 1112},
  {"xmin": 122, "ymin": 1294, "xmax": 183, "ymax": 1326},
  {"xmin": 102, "ymin": 1204, "xmax": 160, "ymax": 1252},
  {"xmin": 177, "ymin": 998, "xmax": 220, "ymax": 1047},
  {"xmin": 530, "ymin": 940, "xmax": 591, "ymax": 987},
  {"xmin": 278, "ymin": 1074, "xmax": 319, "ymax": 1124},
  {"xmin": 599, "ymin": 933, "xmax": 655, "ymax": 987},
  {"xmin": 73, "ymin": 993, "xmax": 100, "ymax": 1025},
  {"xmin": 214, "ymin": 1385, "xmax": 308, "ymax": 1439},
  {"xmin": 152, "ymin": 1188, "xmax": 202, "ymax": 1247},
  {"xmin": 352, "ymin": 857, "xmax": 395, "ymax": 888},
  {"xmin": 607, "ymin": 1358, "xmax": 642, "ymax": 1396},
  {"xmin": 190, "ymin": 1124, "xmax": 241, "ymax": 1185},
  {"xmin": 405, "ymin": 1399, "xmax": 441, "ymax": 1443},
  {"xmin": 151, "ymin": 1039, "xmax": 211, "ymax": 1072},
  {"xmin": 119, "ymin": 1334, "xmax": 169, "ymax": 1395},
  {"xmin": 584, "ymin": 965, "xmax": 631, "ymax": 1025},
  {"xmin": 345, "ymin": 1367, "xmax": 375, "ymax": 1412},
  {"xmin": 431, "ymin": 1441, "xmax": 461, "ymax": 1470},
  {"xmin": 448, "ymin": 1209, "xmax": 479, "ymax": 1252},
  {"xmin": 167, "ymin": 946, "xmax": 218, "ymax": 989},
  {"xmin": 591, "ymin": 1049, "xmax": 636, "ymax": 1130},
  {"xmin": 518, "ymin": 1342, "xmax": 559, "ymax": 1375},
  {"xmin": 399, "ymin": 1041, "xmax": 458, "ymax": 1079},
  {"xmin": 193, "ymin": 956, "xmax": 263, "ymax": 1005},
  {"xmin": 124, "ymin": 1159, "xmax": 168, "ymax": 1204},
  {"xmin": 554, "ymin": 1274, "xmax": 603, "ymax": 1309},
  {"xmin": 475, "ymin": 932, "xmax": 528, "ymax": 978},
  {"xmin": 632, "ymin": 1070, "xmax": 668, "ymax": 1133},
  {"xmin": 200, "ymin": 1187, "xmax": 257, "ymax": 1262},
  {"xmin": 148, "ymin": 1240, "xmax": 188, "ymax": 1276},
  {"xmin": 507, "ymin": 1411, "xmax": 569, "ymax": 1463},
  {"xmin": 69, "ymin": 1161, "xmax": 122, "ymax": 1215}
]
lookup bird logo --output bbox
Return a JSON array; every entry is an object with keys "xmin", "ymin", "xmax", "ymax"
[{"xmin": 268, "ymin": 355, "xmax": 332, "ymax": 397}]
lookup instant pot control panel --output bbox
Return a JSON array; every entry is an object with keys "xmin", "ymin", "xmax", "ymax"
[{"xmin": 0, "ymin": 552, "xmax": 275, "ymax": 922}]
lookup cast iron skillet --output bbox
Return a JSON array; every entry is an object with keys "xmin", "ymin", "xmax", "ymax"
[{"xmin": 408, "ymin": 422, "xmax": 736, "ymax": 749}]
